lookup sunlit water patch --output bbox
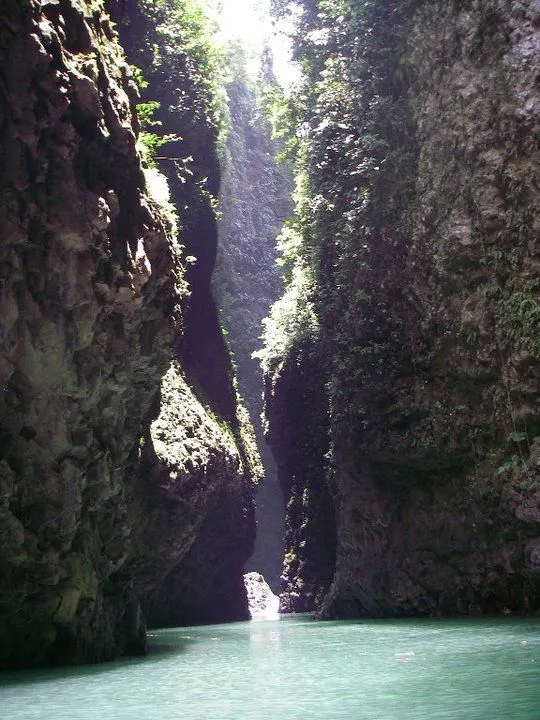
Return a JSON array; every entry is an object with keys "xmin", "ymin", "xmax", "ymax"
[{"xmin": 1, "ymin": 617, "xmax": 538, "ymax": 719}]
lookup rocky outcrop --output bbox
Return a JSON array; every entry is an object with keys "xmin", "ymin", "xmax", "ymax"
[
  {"xmin": 0, "ymin": 0, "xmax": 256, "ymax": 670},
  {"xmin": 264, "ymin": 0, "xmax": 539, "ymax": 618},
  {"xmin": 322, "ymin": 0, "xmax": 540, "ymax": 619},
  {"xmin": 132, "ymin": 362, "xmax": 257, "ymax": 627},
  {"xmin": 244, "ymin": 571, "xmax": 279, "ymax": 620}
]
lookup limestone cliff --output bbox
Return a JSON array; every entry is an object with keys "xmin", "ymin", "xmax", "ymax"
[
  {"xmin": 0, "ymin": 0, "xmax": 257, "ymax": 670},
  {"xmin": 264, "ymin": 0, "xmax": 539, "ymax": 617}
]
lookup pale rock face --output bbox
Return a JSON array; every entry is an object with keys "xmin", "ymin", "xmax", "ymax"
[{"xmin": 244, "ymin": 572, "xmax": 280, "ymax": 620}]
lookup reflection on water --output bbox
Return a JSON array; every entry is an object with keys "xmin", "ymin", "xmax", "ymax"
[{"xmin": 0, "ymin": 617, "xmax": 538, "ymax": 719}]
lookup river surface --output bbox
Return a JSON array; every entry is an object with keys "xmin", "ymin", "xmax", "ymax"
[{"xmin": 1, "ymin": 616, "xmax": 538, "ymax": 719}]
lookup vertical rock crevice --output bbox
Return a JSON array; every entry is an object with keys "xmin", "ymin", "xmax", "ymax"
[
  {"xmin": 265, "ymin": 339, "xmax": 336, "ymax": 612},
  {"xmin": 212, "ymin": 47, "xmax": 293, "ymax": 592}
]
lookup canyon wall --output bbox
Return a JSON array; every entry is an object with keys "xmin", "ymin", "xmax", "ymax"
[
  {"xmin": 264, "ymin": 0, "xmax": 539, "ymax": 617},
  {"xmin": 0, "ymin": 0, "xmax": 257, "ymax": 669},
  {"xmin": 213, "ymin": 49, "xmax": 292, "ymax": 592}
]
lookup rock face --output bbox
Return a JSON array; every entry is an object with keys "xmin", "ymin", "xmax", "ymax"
[
  {"xmin": 131, "ymin": 362, "xmax": 257, "ymax": 628},
  {"xmin": 244, "ymin": 571, "xmax": 279, "ymax": 620},
  {"xmin": 265, "ymin": 340, "xmax": 336, "ymax": 612},
  {"xmin": 0, "ymin": 0, "xmax": 257, "ymax": 670},
  {"xmin": 264, "ymin": 0, "xmax": 539, "ymax": 617}
]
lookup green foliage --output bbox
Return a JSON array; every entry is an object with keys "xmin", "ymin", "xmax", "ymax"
[
  {"xmin": 255, "ymin": 223, "xmax": 319, "ymax": 376},
  {"xmin": 253, "ymin": 135, "xmax": 321, "ymax": 378},
  {"xmin": 234, "ymin": 385, "xmax": 264, "ymax": 485},
  {"xmin": 136, "ymin": 131, "xmax": 164, "ymax": 167},
  {"xmin": 136, "ymin": 100, "xmax": 181, "ymax": 167},
  {"xmin": 137, "ymin": 0, "xmax": 226, "ymax": 130},
  {"xmin": 212, "ymin": 41, "xmax": 292, "ymax": 412},
  {"xmin": 123, "ymin": 0, "xmax": 228, "ymax": 217},
  {"xmin": 137, "ymin": 100, "xmax": 160, "ymax": 126},
  {"xmin": 130, "ymin": 64, "xmax": 149, "ymax": 90},
  {"xmin": 257, "ymin": 0, "xmax": 419, "ymax": 415},
  {"xmin": 261, "ymin": 83, "xmax": 299, "ymax": 162},
  {"xmin": 498, "ymin": 282, "xmax": 540, "ymax": 354},
  {"xmin": 275, "ymin": 223, "xmax": 304, "ymax": 283}
]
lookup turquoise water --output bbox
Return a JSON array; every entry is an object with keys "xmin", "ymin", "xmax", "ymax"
[{"xmin": 1, "ymin": 617, "xmax": 538, "ymax": 719}]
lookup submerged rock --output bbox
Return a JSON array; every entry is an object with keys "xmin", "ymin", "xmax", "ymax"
[{"xmin": 244, "ymin": 572, "xmax": 280, "ymax": 621}]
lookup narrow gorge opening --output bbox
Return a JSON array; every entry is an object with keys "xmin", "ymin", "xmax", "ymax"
[{"xmin": 0, "ymin": 2, "xmax": 538, "ymax": 714}]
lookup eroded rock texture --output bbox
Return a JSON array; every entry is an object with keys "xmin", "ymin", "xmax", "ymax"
[
  {"xmin": 0, "ymin": 0, "xmax": 256, "ymax": 669},
  {"xmin": 266, "ymin": 0, "xmax": 539, "ymax": 618},
  {"xmin": 132, "ymin": 362, "xmax": 257, "ymax": 628}
]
